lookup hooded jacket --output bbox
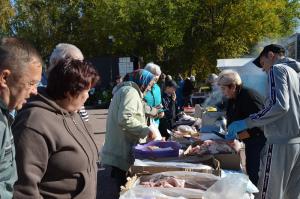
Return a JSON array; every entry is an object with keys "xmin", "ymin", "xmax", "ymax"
[
  {"xmin": 101, "ymin": 81, "xmax": 150, "ymax": 171},
  {"xmin": 246, "ymin": 57, "xmax": 300, "ymax": 144},
  {"xmin": 12, "ymin": 89, "xmax": 98, "ymax": 199}
]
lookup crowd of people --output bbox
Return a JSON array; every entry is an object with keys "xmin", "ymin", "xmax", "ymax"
[
  {"xmin": 0, "ymin": 37, "xmax": 299, "ymax": 199},
  {"xmin": 0, "ymin": 38, "xmax": 100, "ymax": 198}
]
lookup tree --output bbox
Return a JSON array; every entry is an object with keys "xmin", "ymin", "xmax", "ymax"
[
  {"xmin": 9, "ymin": 0, "xmax": 300, "ymax": 80},
  {"xmin": 175, "ymin": 0, "xmax": 300, "ymax": 79},
  {"xmin": 11, "ymin": 0, "xmax": 90, "ymax": 59},
  {"xmin": 90, "ymin": 0, "xmax": 192, "ymax": 63},
  {"xmin": 0, "ymin": 0, "xmax": 14, "ymax": 36},
  {"xmin": 90, "ymin": 0, "xmax": 300, "ymax": 79}
]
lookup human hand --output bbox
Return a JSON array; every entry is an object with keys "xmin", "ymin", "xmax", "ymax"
[
  {"xmin": 147, "ymin": 131, "xmax": 156, "ymax": 141},
  {"xmin": 225, "ymin": 120, "xmax": 247, "ymax": 140},
  {"xmin": 157, "ymin": 111, "xmax": 165, "ymax": 118},
  {"xmin": 172, "ymin": 92, "xmax": 176, "ymax": 101},
  {"xmin": 155, "ymin": 104, "xmax": 163, "ymax": 109}
]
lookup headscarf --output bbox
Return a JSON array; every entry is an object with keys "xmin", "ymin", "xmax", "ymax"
[{"xmin": 123, "ymin": 69, "xmax": 154, "ymax": 92}]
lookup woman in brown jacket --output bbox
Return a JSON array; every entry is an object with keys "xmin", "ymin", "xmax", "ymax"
[{"xmin": 12, "ymin": 59, "xmax": 99, "ymax": 199}]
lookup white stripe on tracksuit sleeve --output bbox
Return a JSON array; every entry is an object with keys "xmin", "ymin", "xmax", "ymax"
[
  {"xmin": 245, "ymin": 63, "xmax": 300, "ymax": 144},
  {"xmin": 247, "ymin": 66, "xmax": 289, "ymax": 126},
  {"xmin": 246, "ymin": 61, "xmax": 300, "ymax": 199}
]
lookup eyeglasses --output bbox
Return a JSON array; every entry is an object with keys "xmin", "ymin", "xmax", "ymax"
[
  {"xmin": 22, "ymin": 80, "xmax": 40, "ymax": 90},
  {"xmin": 10, "ymin": 73, "xmax": 40, "ymax": 90}
]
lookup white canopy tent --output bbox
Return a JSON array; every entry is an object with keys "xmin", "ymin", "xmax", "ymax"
[{"xmin": 217, "ymin": 58, "xmax": 268, "ymax": 99}]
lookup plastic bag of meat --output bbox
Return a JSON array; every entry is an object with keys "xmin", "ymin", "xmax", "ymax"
[
  {"xmin": 120, "ymin": 186, "xmax": 186, "ymax": 199},
  {"xmin": 121, "ymin": 172, "xmax": 257, "ymax": 199},
  {"xmin": 139, "ymin": 171, "xmax": 220, "ymax": 191},
  {"xmin": 185, "ymin": 140, "xmax": 241, "ymax": 156},
  {"xmin": 121, "ymin": 171, "xmax": 220, "ymax": 199},
  {"xmin": 176, "ymin": 125, "xmax": 199, "ymax": 137}
]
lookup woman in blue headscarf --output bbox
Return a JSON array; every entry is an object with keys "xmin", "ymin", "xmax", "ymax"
[
  {"xmin": 100, "ymin": 69, "xmax": 158, "ymax": 199},
  {"xmin": 122, "ymin": 69, "xmax": 154, "ymax": 92}
]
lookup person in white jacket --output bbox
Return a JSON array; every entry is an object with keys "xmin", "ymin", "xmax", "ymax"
[{"xmin": 227, "ymin": 44, "xmax": 300, "ymax": 199}]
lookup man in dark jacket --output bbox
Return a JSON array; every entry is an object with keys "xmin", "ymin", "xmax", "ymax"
[{"xmin": 218, "ymin": 69, "xmax": 266, "ymax": 185}]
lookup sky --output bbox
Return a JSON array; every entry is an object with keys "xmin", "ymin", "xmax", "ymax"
[{"xmin": 296, "ymin": 18, "xmax": 300, "ymax": 33}]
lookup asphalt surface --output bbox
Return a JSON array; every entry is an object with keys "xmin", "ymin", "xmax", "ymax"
[
  {"xmin": 87, "ymin": 109, "xmax": 114, "ymax": 199},
  {"xmin": 87, "ymin": 109, "xmax": 107, "ymax": 152}
]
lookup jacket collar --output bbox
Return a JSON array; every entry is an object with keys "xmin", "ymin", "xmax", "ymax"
[
  {"xmin": 0, "ymin": 98, "xmax": 8, "ymax": 111},
  {"xmin": 115, "ymin": 81, "xmax": 144, "ymax": 98},
  {"xmin": 0, "ymin": 98, "xmax": 14, "ymax": 124}
]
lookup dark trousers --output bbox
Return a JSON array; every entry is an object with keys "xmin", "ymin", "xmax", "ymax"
[
  {"xmin": 244, "ymin": 136, "xmax": 266, "ymax": 185},
  {"xmin": 159, "ymin": 118, "xmax": 171, "ymax": 139},
  {"xmin": 183, "ymin": 95, "xmax": 191, "ymax": 106},
  {"xmin": 97, "ymin": 165, "xmax": 127, "ymax": 199}
]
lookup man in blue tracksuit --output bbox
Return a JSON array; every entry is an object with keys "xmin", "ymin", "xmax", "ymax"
[{"xmin": 226, "ymin": 44, "xmax": 300, "ymax": 199}]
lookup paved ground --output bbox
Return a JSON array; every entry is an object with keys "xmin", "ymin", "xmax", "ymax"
[
  {"xmin": 86, "ymin": 109, "xmax": 109, "ymax": 199},
  {"xmin": 87, "ymin": 109, "xmax": 108, "ymax": 152}
]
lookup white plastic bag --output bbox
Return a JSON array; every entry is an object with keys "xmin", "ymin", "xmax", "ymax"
[{"xmin": 149, "ymin": 124, "xmax": 162, "ymax": 140}]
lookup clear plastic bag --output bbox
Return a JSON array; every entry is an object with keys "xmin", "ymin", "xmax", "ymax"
[
  {"xmin": 149, "ymin": 124, "xmax": 162, "ymax": 140},
  {"xmin": 177, "ymin": 125, "xmax": 197, "ymax": 135},
  {"xmin": 120, "ymin": 186, "xmax": 186, "ymax": 199},
  {"xmin": 139, "ymin": 171, "xmax": 220, "ymax": 190},
  {"xmin": 121, "ymin": 171, "xmax": 220, "ymax": 199},
  {"xmin": 121, "ymin": 172, "xmax": 257, "ymax": 199},
  {"xmin": 202, "ymin": 173, "xmax": 258, "ymax": 199}
]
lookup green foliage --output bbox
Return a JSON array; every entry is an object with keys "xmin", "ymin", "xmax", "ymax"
[
  {"xmin": 176, "ymin": 0, "xmax": 300, "ymax": 79},
  {"xmin": 85, "ymin": 88, "xmax": 112, "ymax": 107},
  {"xmin": 4, "ymin": 0, "xmax": 300, "ymax": 81},
  {"xmin": 11, "ymin": 0, "xmax": 92, "ymax": 59},
  {"xmin": 0, "ymin": 0, "xmax": 14, "ymax": 36},
  {"xmin": 90, "ymin": 0, "xmax": 192, "ymax": 62}
]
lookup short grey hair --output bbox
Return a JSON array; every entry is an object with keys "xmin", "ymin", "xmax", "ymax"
[
  {"xmin": 0, "ymin": 37, "xmax": 42, "ymax": 77},
  {"xmin": 190, "ymin": 75, "xmax": 195, "ymax": 82},
  {"xmin": 207, "ymin": 73, "xmax": 218, "ymax": 84},
  {"xmin": 217, "ymin": 70, "xmax": 242, "ymax": 86},
  {"xmin": 144, "ymin": 62, "xmax": 161, "ymax": 76},
  {"xmin": 48, "ymin": 43, "xmax": 84, "ymax": 73}
]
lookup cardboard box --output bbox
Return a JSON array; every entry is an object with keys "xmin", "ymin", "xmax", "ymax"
[
  {"xmin": 214, "ymin": 153, "xmax": 241, "ymax": 170},
  {"xmin": 130, "ymin": 155, "xmax": 221, "ymax": 176}
]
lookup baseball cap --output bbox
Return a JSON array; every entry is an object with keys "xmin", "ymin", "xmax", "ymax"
[{"xmin": 253, "ymin": 44, "xmax": 285, "ymax": 68}]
